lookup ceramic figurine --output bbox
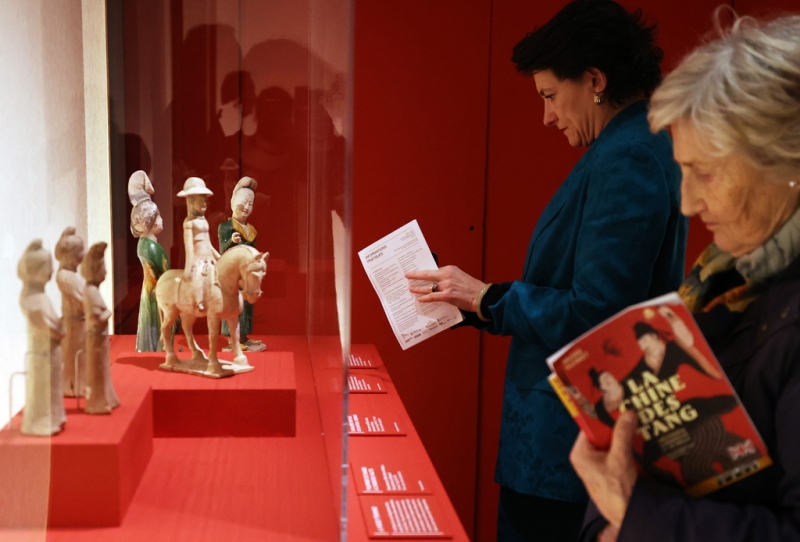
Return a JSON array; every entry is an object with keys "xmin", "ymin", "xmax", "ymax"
[
  {"xmin": 54, "ymin": 227, "xmax": 86, "ymax": 397},
  {"xmin": 17, "ymin": 240, "xmax": 67, "ymax": 436},
  {"xmin": 155, "ymin": 177, "xmax": 269, "ymax": 378},
  {"xmin": 128, "ymin": 170, "xmax": 169, "ymax": 351},
  {"xmin": 218, "ymin": 177, "xmax": 265, "ymax": 352},
  {"xmin": 81, "ymin": 242, "xmax": 120, "ymax": 414}
]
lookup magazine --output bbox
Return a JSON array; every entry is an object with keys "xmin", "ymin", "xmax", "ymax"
[{"xmin": 547, "ymin": 292, "xmax": 772, "ymax": 497}]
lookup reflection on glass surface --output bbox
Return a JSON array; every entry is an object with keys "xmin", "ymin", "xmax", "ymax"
[{"xmin": 107, "ymin": 1, "xmax": 351, "ymax": 539}]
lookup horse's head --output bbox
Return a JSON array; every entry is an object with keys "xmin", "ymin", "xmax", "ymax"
[{"xmin": 240, "ymin": 251, "xmax": 269, "ymax": 304}]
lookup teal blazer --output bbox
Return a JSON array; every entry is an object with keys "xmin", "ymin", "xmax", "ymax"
[{"xmin": 486, "ymin": 101, "xmax": 687, "ymax": 501}]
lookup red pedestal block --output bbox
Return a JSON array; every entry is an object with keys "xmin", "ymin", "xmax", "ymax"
[
  {"xmin": 114, "ymin": 350, "xmax": 296, "ymax": 438},
  {"xmin": 0, "ymin": 336, "xmax": 297, "ymax": 528},
  {"xmin": 0, "ymin": 368, "xmax": 153, "ymax": 528}
]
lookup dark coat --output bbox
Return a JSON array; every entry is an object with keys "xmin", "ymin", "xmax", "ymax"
[
  {"xmin": 583, "ymin": 253, "xmax": 800, "ymax": 541},
  {"xmin": 483, "ymin": 101, "xmax": 688, "ymax": 500}
]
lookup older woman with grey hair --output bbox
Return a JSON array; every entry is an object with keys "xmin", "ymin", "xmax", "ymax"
[{"xmin": 570, "ymin": 13, "xmax": 800, "ymax": 542}]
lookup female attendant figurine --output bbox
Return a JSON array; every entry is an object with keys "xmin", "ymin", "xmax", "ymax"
[
  {"xmin": 82, "ymin": 242, "xmax": 120, "ymax": 414},
  {"xmin": 54, "ymin": 227, "xmax": 86, "ymax": 397},
  {"xmin": 218, "ymin": 177, "xmax": 264, "ymax": 351},
  {"xmin": 128, "ymin": 170, "xmax": 169, "ymax": 351},
  {"xmin": 18, "ymin": 240, "xmax": 67, "ymax": 436},
  {"xmin": 177, "ymin": 177, "xmax": 220, "ymax": 312}
]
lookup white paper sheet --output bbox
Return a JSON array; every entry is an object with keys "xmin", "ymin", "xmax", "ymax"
[{"xmin": 358, "ymin": 220, "xmax": 463, "ymax": 350}]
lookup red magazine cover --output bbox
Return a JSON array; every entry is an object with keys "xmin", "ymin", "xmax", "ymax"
[{"xmin": 547, "ymin": 292, "xmax": 772, "ymax": 497}]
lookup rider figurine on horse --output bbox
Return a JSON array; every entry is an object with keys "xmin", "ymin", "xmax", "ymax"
[
  {"xmin": 177, "ymin": 177, "xmax": 220, "ymax": 312},
  {"xmin": 155, "ymin": 177, "xmax": 269, "ymax": 378}
]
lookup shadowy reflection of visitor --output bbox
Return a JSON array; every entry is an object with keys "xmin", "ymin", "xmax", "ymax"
[{"xmin": 243, "ymin": 87, "xmax": 301, "ymax": 266}]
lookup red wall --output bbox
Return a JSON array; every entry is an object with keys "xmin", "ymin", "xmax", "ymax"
[
  {"xmin": 353, "ymin": 1, "xmax": 792, "ymax": 539},
  {"xmin": 352, "ymin": 1, "xmax": 491, "ymax": 535}
]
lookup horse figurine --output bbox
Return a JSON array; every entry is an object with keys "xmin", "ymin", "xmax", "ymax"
[{"xmin": 155, "ymin": 245, "xmax": 269, "ymax": 378}]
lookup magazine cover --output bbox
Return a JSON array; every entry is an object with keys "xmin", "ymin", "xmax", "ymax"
[{"xmin": 547, "ymin": 292, "xmax": 772, "ymax": 497}]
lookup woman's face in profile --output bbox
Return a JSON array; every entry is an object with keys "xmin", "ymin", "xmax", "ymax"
[
  {"xmin": 533, "ymin": 69, "xmax": 600, "ymax": 147},
  {"xmin": 672, "ymin": 120, "xmax": 800, "ymax": 257}
]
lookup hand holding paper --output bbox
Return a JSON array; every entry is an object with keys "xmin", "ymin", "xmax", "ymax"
[
  {"xmin": 405, "ymin": 264, "xmax": 488, "ymax": 313},
  {"xmin": 358, "ymin": 220, "xmax": 463, "ymax": 350}
]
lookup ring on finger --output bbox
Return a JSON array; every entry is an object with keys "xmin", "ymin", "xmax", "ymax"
[{"xmin": 430, "ymin": 281, "xmax": 439, "ymax": 293}]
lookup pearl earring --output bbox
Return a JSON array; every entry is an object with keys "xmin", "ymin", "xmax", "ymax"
[
  {"xmin": 593, "ymin": 93, "xmax": 603, "ymax": 105},
  {"xmin": 790, "ymin": 180, "xmax": 798, "ymax": 188}
]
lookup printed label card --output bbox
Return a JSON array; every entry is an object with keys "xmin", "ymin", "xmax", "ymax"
[
  {"xmin": 359, "ymin": 496, "xmax": 452, "ymax": 539},
  {"xmin": 350, "ymin": 344, "xmax": 383, "ymax": 369},
  {"xmin": 348, "ymin": 395, "xmax": 405, "ymax": 436},
  {"xmin": 349, "ymin": 373, "xmax": 388, "ymax": 394},
  {"xmin": 350, "ymin": 439, "xmax": 432, "ymax": 495}
]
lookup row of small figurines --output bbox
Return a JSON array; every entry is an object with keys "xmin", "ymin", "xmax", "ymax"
[{"xmin": 16, "ymin": 229, "xmax": 119, "ymax": 437}]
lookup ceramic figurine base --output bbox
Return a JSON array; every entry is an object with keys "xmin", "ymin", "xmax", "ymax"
[
  {"xmin": 222, "ymin": 341, "xmax": 267, "ymax": 353},
  {"xmin": 158, "ymin": 355, "xmax": 255, "ymax": 378}
]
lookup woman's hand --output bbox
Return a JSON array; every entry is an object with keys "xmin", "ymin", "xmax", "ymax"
[
  {"xmin": 405, "ymin": 265, "xmax": 486, "ymax": 312},
  {"xmin": 570, "ymin": 410, "xmax": 639, "ymax": 529}
]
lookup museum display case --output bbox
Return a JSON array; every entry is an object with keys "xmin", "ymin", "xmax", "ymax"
[
  {"xmin": 1, "ymin": 0, "xmax": 353, "ymax": 540},
  {"xmin": 0, "ymin": 1, "xmax": 469, "ymax": 540}
]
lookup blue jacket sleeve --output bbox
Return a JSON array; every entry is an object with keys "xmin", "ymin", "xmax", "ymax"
[{"xmin": 485, "ymin": 143, "xmax": 676, "ymax": 350}]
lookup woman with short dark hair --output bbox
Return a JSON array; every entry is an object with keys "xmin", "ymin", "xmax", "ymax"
[{"xmin": 406, "ymin": 1, "xmax": 688, "ymax": 539}]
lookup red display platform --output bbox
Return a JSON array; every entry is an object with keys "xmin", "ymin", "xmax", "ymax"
[
  {"xmin": 346, "ymin": 346, "xmax": 469, "ymax": 542},
  {"xmin": 114, "ymin": 351, "xmax": 296, "ymax": 438},
  {"xmin": 0, "ymin": 336, "xmax": 296, "ymax": 529},
  {"xmin": 1, "ymin": 337, "xmax": 465, "ymax": 541},
  {"xmin": 0, "ymin": 368, "xmax": 153, "ymax": 528}
]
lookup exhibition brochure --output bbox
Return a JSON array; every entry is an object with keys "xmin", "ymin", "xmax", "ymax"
[{"xmin": 359, "ymin": 219, "xmax": 463, "ymax": 350}]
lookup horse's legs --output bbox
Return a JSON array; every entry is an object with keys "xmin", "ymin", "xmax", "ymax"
[
  {"xmin": 181, "ymin": 315, "xmax": 207, "ymax": 362},
  {"xmin": 161, "ymin": 308, "xmax": 179, "ymax": 367},
  {"xmin": 206, "ymin": 313, "xmax": 234, "ymax": 377},
  {"xmin": 227, "ymin": 316, "xmax": 248, "ymax": 366}
]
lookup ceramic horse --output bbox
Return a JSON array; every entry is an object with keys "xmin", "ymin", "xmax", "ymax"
[{"xmin": 155, "ymin": 245, "xmax": 268, "ymax": 377}]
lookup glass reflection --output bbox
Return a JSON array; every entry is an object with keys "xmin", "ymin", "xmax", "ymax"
[{"xmin": 107, "ymin": 0, "xmax": 351, "ymax": 539}]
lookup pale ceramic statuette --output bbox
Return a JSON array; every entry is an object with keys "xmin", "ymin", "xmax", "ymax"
[
  {"xmin": 128, "ymin": 170, "xmax": 170, "ymax": 352},
  {"xmin": 55, "ymin": 227, "xmax": 86, "ymax": 397},
  {"xmin": 18, "ymin": 240, "xmax": 67, "ymax": 436},
  {"xmin": 81, "ymin": 242, "xmax": 120, "ymax": 414},
  {"xmin": 218, "ymin": 176, "xmax": 266, "ymax": 352},
  {"xmin": 155, "ymin": 177, "xmax": 269, "ymax": 378}
]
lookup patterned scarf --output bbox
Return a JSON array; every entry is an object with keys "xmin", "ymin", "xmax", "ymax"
[{"xmin": 679, "ymin": 206, "xmax": 800, "ymax": 314}]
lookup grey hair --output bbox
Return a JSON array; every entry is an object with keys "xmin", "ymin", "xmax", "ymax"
[{"xmin": 648, "ymin": 11, "xmax": 800, "ymax": 181}]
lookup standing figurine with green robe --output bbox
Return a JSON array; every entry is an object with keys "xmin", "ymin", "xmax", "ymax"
[
  {"xmin": 218, "ymin": 177, "xmax": 265, "ymax": 352},
  {"xmin": 129, "ymin": 171, "xmax": 169, "ymax": 352}
]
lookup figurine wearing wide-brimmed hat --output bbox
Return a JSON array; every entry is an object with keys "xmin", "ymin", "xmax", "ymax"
[{"xmin": 178, "ymin": 177, "xmax": 220, "ymax": 312}]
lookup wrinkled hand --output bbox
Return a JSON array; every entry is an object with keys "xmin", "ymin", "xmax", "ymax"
[
  {"xmin": 405, "ymin": 265, "xmax": 486, "ymax": 312},
  {"xmin": 570, "ymin": 410, "xmax": 639, "ymax": 529}
]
